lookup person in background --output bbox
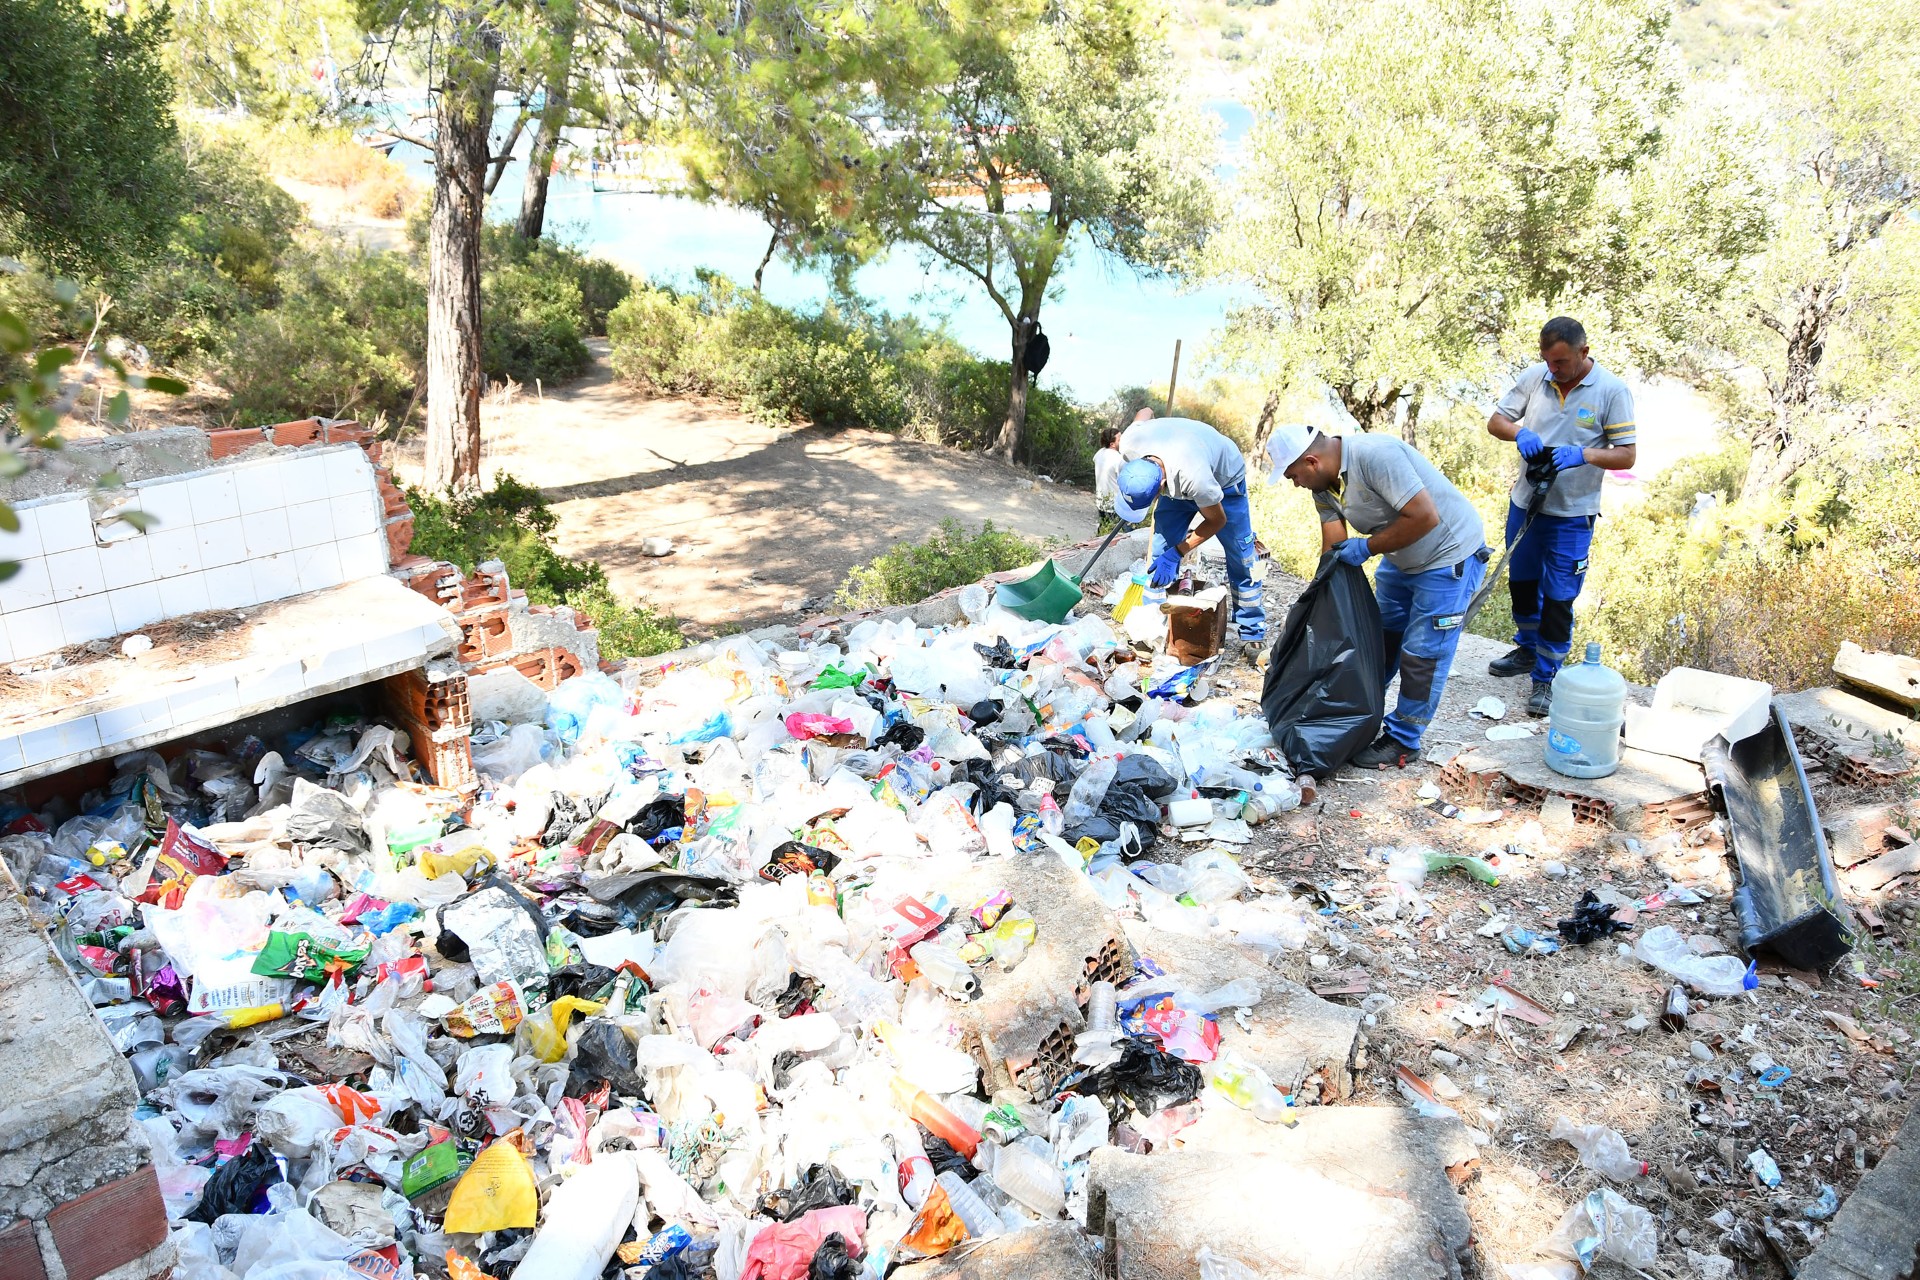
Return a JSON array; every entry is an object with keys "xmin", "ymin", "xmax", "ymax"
[
  {"xmin": 1483, "ymin": 316, "xmax": 1638, "ymax": 716},
  {"xmin": 1113, "ymin": 415, "xmax": 1265, "ymax": 661},
  {"xmin": 1093, "ymin": 424, "xmax": 1124, "ymax": 534},
  {"xmin": 1266, "ymin": 425, "xmax": 1488, "ymax": 769}
]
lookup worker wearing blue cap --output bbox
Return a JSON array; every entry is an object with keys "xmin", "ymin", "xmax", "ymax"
[{"xmin": 1114, "ymin": 417, "xmax": 1265, "ymax": 656}]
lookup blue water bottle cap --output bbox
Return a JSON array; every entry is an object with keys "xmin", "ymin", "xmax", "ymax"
[{"xmin": 1584, "ymin": 641, "xmax": 1602, "ymax": 663}]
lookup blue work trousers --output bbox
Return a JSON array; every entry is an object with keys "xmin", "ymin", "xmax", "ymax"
[
  {"xmin": 1376, "ymin": 553, "xmax": 1487, "ymax": 750},
  {"xmin": 1151, "ymin": 483, "xmax": 1266, "ymax": 643},
  {"xmin": 1504, "ymin": 505, "xmax": 1597, "ymax": 682}
]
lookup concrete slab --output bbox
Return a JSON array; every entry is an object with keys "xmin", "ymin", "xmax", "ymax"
[
  {"xmin": 1120, "ymin": 920, "xmax": 1363, "ymax": 1099},
  {"xmin": 1087, "ymin": 1106, "xmax": 1476, "ymax": 1280},
  {"xmin": 1778, "ymin": 688, "xmax": 1920, "ymax": 785},
  {"xmin": 892, "ymin": 1220, "xmax": 1106, "ymax": 1280},
  {"xmin": 1798, "ymin": 1100, "xmax": 1920, "ymax": 1280}
]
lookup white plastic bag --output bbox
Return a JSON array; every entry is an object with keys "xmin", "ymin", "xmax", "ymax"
[
  {"xmin": 515, "ymin": 1154, "xmax": 642, "ymax": 1280},
  {"xmin": 255, "ymin": 1087, "xmax": 348, "ymax": 1158},
  {"xmin": 1550, "ymin": 1116, "xmax": 1645, "ymax": 1181},
  {"xmin": 1545, "ymin": 1188, "xmax": 1658, "ymax": 1270},
  {"xmin": 1635, "ymin": 925, "xmax": 1750, "ymax": 997}
]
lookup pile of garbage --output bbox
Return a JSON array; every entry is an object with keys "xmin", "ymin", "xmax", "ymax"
[{"xmin": 2, "ymin": 592, "xmax": 1337, "ymax": 1280}]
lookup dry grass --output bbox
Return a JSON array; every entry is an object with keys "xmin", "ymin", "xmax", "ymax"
[{"xmin": 262, "ymin": 128, "xmax": 420, "ymax": 220}]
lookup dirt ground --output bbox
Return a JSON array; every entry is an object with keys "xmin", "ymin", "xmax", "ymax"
[
  {"xmin": 390, "ymin": 345, "xmax": 1097, "ymax": 636},
  {"xmin": 1157, "ymin": 568, "xmax": 1917, "ymax": 1280}
]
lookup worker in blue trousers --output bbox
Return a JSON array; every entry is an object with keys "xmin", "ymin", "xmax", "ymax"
[
  {"xmin": 1267, "ymin": 423, "xmax": 1488, "ymax": 770},
  {"xmin": 1113, "ymin": 417, "xmax": 1266, "ymax": 664},
  {"xmin": 1484, "ymin": 316, "xmax": 1638, "ymax": 716}
]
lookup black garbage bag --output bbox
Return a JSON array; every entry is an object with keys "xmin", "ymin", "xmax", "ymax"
[
  {"xmin": 920, "ymin": 1133, "xmax": 973, "ymax": 1178},
  {"xmin": 587, "ymin": 870, "xmax": 738, "ymax": 916},
  {"xmin": 965, "ymin": 698, "xmax": 1001, "ymax": 727},
  {"xmin": 284, "ymin": 785, "xmax": 366, "ymax": 853},
  {"xmin": 1068, "ymin": 1035, "xmax": 1203, "ymax": 1117},
  {"xmin": 548, "ymin": 962, "xmax": 618, "ymax": 1003},
  {"xmin": 1260, "ymin": 554, "xmax": 1386, "ymax": 776},
  {"xmin": 1557, "ymin": 890, "xmax": 1634, "ymax": 944},
  {"xmin": 570, "ymin": 1020, "xmax": 646, "ymax": 1097},
  {"xmin": 757, "ymin": 1163, "xmax": 857, "ymax": 1222},
  {"xmin": 1110, "ymin": 755, "xmax": 1178, "ymax": 799},
  {"xmin": 809, "ymin": 1233, "xmax": 861, "ymax": 1280},
  {"xmin": 186, "ymin": 1143, "xmax": 282, "ymax": 1223},
  {"xmin": 761, "ymin": 840, "xmax": 840, "ymax": 884},
  {"xmin": 626, "ymin": 795, "xmax": 685, "ymax": 842},
  {"xmin": 876, "ymin": 720, "xmax": 925, "ymax": 751},
  {"xmin": 647, "ymin": 1256, "xmax": 701, "ymax": 1280},
  {"xmin": 973, "ymin": 638, "xmax": 1019, "ymax": 668}
]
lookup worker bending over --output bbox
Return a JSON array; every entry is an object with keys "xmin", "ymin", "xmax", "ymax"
[
  {"xmin": 1113, "ymin": 416, "xmax": 1265, "ymax": 659},
  {"xmin": 1484, "ymin": 316, "xmax": 1637, "ymax": 716},
  {"xmin": 1268, "ymin": 425, "xmax": 1487, "ymax": 769}
]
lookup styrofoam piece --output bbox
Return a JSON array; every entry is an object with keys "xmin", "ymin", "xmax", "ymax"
[{"xmin": 1623, "ymin": 666, "xmax": 1772, "ymax": 763}]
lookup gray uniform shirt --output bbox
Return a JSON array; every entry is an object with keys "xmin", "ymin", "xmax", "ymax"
[
  {"xmin": 1118, "ymin": 418, "xmax": 1246, "ymax": 508},
  {"xmin": 1495, "ymin": 361, "xmax": 1637, "ymax": 517},
  {"xmin": 1313, "ymin": 434, "xmax": 1485, "ymax": 575}
]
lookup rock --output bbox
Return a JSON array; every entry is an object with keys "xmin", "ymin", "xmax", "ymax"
[
  {"xmin": 1430, "ymin": 1071, "xmax": 1463, "ymax": 1100},
  {"xmin": 120, "ymin": 634, "xmax": 153, "ymax": 656},
  {"xmin": 641, "ymin": 537, "xmax": 674, "ymax": 557},
  {"xmin": 1624, "ymin": 1014, "xmax": 1650, "ymax": 1033},
  {"xmin": 1430, "ymin": 1049, "xmax": 1463, "ymax": 1071},
  {"xmin": 1691, "ymin": 1040, "xmax": 1715, "ymax": 1062},
  {"xmin": 1544, "ymin": 861, "xmax": 1569, "ymax": 878},
  {"xmin": 1541, "ymin": 794, "xmax": 1578, "ymax": 831},
  {"xmin": 469, "ymin": 667, "xmax": 550, "ymax": 724}
]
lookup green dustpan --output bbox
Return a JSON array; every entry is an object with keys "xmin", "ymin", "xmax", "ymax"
[{"xmin": 997, "ymin": 524, "xmax": 1127, "ymax": 625}]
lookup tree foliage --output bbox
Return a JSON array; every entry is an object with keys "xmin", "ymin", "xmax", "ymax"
[{"xmin": 0, "ymin": 0, "xmax": 185, "ymax": 278}]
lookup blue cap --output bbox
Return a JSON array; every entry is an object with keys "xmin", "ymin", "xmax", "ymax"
[{"xmin": 1114, "ymin": 459, "xmax": 1163, "ymax": 523}]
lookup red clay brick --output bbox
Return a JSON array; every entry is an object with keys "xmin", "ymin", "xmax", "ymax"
[
  {"xmin": 207, "ymin": 428, "xmax": 267, "ymax": 459},
  {"xmin": 324, "ymin": 419, "xmax": 370, "ymax": 446},
  {"xmin": 271, "ymin": 417, "xmax": 324, "ymax": 447},
  {"xmin": 48, "ymin": 1166, "xmax": 167, "ymax": 1280},
  {"xmin": 361, "ymin": 440, "xmax": 386, "ymax": 465},
  {"xmin": 456, "ymin": 608, "xmax": 513, "ymax": 663},
  {"xmin": 384, "ymin": 515, "xmax": 414, "ymax": 563},
  {"xmin": 0, "ymin": 1218, "xmax": 47, "ymax": 1280}
]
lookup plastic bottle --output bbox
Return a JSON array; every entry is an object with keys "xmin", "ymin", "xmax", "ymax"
[
  {"xmin": 1074, "ymin": 980, "xmax": 1121, "ymax": 1066},
  {"xmin": 973, "ymin": 1141, "xmax": 1066, "ymax": 1218},
  {"xmin": 909, "ymin": 942, "xmax": 981, "ymax": 999},
  {"xmin": 1062, "ymin": 755, "xmax": 1118, "ymax": 828},
  {"xmin": 891, "ymin": 1077, "xmax": 980, "ymax": 1158},
  {"xmin": 1037, "ymin": 793, "xmax": 1064, "ymax": 836},
  {"xmin": 934, "ymin": 1170, "xmax": 1003, "ymax": 1240},
  {"xmin": 1546, "ymin": 642, "xmax": 1627, "ymax": 779},
  {"xmin": 1240, "ymin": 778, "xmax": 1302, "ymax": 824},
  {"xmin": 1208, "ymin": 1055, "xmax": 1296, "ymax": 1125}
]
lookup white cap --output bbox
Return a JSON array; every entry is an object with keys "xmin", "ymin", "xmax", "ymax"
[{"xmin": 1265, "ymin": 424, "xmax": 1320, "ymax": 484}]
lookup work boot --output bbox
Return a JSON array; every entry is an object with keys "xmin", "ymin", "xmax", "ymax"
[
  {"xmin": 1350, "ymin": 732, "xmax": 1413, "ymax": 770},
  {"xmin": 1488, "ymin": 645, "xmax": 1535, "ymax": 678},
  {"xmin": 1528, "ymin": 680, "xmax": 1553, "ymax": 718}
]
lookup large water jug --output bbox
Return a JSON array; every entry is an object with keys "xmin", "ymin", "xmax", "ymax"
[{"xmin": 1546, "ymin": 642, "xmax": 1626, "ymax": 778}]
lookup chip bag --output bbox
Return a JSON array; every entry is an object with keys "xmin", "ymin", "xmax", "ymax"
[
  {"xmin": 251, "ymin": 930, "xmax": 371, "ymax": 985},
  {"xmin": 135, "ymin": 819, "xmax": 226, "ymax": 910}
]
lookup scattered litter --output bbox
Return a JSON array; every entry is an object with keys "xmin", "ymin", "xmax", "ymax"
[
  {"xmin": 1486, "ymin": 725, "xmax": 1536, "ymax": 741},
  {"xmin": 1804, "ymin": 1184, "xmax": 1840, "ymax": 1221},
  {"xmin": 1470, "ymin": 696, "xmax": 1508, "ymax": 721}
]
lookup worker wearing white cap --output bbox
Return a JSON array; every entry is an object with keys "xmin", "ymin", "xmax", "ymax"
[
  {"xmin": 1114, "ymin": 416, "xmax": 1265, "ymax": 658},
  {"xmin": 1266, "ymin": 424, "xmax": 1487, "ymax": 769}
]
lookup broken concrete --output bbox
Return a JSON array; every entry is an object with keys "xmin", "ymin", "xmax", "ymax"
[
  {"xmin": 893, "ymin": 1220, "xmax": 1106, "ymax": 1280},
  {"xmin": 1798, "ymin": 1100, "xmax": 1920, "ymax": 1280},
  {"xmin": 1087, "ymin": 1106, "xmax": 1476, "ymax": 1280}
]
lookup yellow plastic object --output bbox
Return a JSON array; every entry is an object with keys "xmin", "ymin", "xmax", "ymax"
[
  {"xmin": 518, "ymin": 996, "xmax": 606, "ymax": 1063},
  {"xmin": 1111, "ymin": 575, "xmax": 1146, "ymax": 624},
  {"xmin": 418, "ymin": 843, "xmax": 496, "ymax": 881},
  {"xmin": 444, "ymin": 1141, "xmax": 539, "ymax": 1233}
]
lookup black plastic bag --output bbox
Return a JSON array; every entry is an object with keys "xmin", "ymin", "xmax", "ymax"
[
  {"xmin": 921, "ymin": 1132, "xmax": 973, "ymax": 1179},
  {"xmin": 1557, "ymin": 890, "xmax": 1633, "ymax": 944},
  {"xmin": 548, "ymin": 962, "xmax": 618, "ymax": 1003},
  {"xmin": 757, "ymin": 1163, "xmax": 857, "ymax": 1222},
  {"xmin": 877, "ymin": 720, "xmax": 926, "ymax": 751},
  {"xmin": 1260, "ymin": 554, "xmax": 1386, "ymax": 777},
  {"xmin": 647, "ymin": 1256, "xmax": 701, "ymax": 1280},
  {"xmin": 186, "ymin": 1143, "xmax": 282, "ymax": 1223},
  {"xmin": 626, "ymin": 795, "xmax": 685, "ymax": 842},
  {"xmin": 1110, "ymin": 756, "xmax": 1177, "ymax": 799},
  {"xmin": 972, "ymin": 638, "xmax": 1019, "ymax": 668},
  {"xmin": 570, "ymin": 1020, "xmax": 646, "ymax": 1097},
  {"xmin": 809, "ymin": 1232, "xmax": 861, "ymax": 1280},
  {"xmin": 1068, "ymin": 1035, "xmax": 1203, "ymax": 1116},
  {"xmin": 772, "ymin": 972, "xmax": 821, "ymax": 1017}
]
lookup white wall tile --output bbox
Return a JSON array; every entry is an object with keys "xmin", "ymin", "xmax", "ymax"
[
  {"xmin": 56, "ymin": 593, "xmax": 116, "ymax": 646},
  {"xmin": 338, "ymin": 532, "xmax": 389, "ymax": 579},
  {"xmin": 95, "ymin": 697, "xmax": 173, "ymax": 748},
  {"xmin": 322, "ymin": 449, "xmax": 372, "ymax": 498},
  {"xmin": 5, "ymin": 605, "xmax": 63, "ymax": 657},
  {"xmin": 0, "ymin": 507, "xmax": 45, "ymax": 564},
  {"xmin": 43, "ymin": 546, "xmax": 105, "ymax": 601},
  {"xmin": 293, "ymin": 542, "xmax": 345, "ymax": 594},
  {"xmin": 134, "ymin": 480, "xmax": 195, "ymax": 530},
  {"xmin": 186, "ymin": 471, "xmax": 241, "ymax": 523},
  {"xmin": 19, "ymin": 714, "xmax": 100, "ymax": 768},
  {"xmin": 197, "ymin": 517, "xmax": 247, "ymax": 569},
  {"xmin": 331, "ymin": 490, "xmax": 380, "ymax": 539},
  {"xmin": 0, "ymin": 623, "xmax": 11, "ymax": 664},
  {"xmin": 242, "ymin": 508, "xmax": 293, "ymax": 559},
  {"xmin": 287, "ymin": 499, "xmax": 336, "ymax": 549},
  {"xmin": 157, "ymin": 573, "xmax": 212, "ymax": 617},
  {"xmin": 34, "ymin": 498, "xmax": 93, "ymax": 554},
  {"xmin": 93, "ymin": 497, "xmax": 143, "ymax": 544},
  {"xmin": 203, "ymin": 563, "xmax": 255, "ymax": 610},
  {"xmin": 0, "ymin": 556, "xmax": 55, "ymax": 613},
  {"xmin": 0, "ymin": 735, "xmax": 23, "ymax": 776},
  {"xmin": 146, "ymin": 527, "xmax": 201, "ymax": 578},
  {"xmin": 167, "ymin": 676, "xmax": 239, "ymax": 724},
  {"xmin": 109, "ymin": 583, "xmax": 165, "ymax": 632},
  {"xmin": 249, "ymin": 552, "xmax": 300, "ymax": 603},
  {"xmin": 236, "ymin": 461, "xmax": 288, "ymax": 514},
  {"xmin": 98, "ymin": 537, "xmax": 155, "ymax": 591},
  {"xmin": 283, "ymin": 455, "xmax": 331, "ymax": 505},
  {"xmin": 233, "ymin": 658, "xmax": 306, "ymax": 706},
  {"xmin": 303, "ymin": 641, "xmax": 368, "ymax": 689}
]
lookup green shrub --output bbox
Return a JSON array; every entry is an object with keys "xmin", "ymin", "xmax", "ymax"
[
  {"xmin": 114, "ymin": 256, "xmax": 247, "ymax": 367},
  {"xmin": 837, "ymin": 519, "xmax": 1049, "ymax": 610},
  {"xmin": 407, "ymin": 477, "xmax": 682, "ymax": 660},
  {"xmin": 482, "ymin": 263, "xmax": 591, "ymax": 384},
  {"xmin": 217, "ymin": 302, "xmax": 414, "ymax": 424},
  {"xmin": 482, "ymin": 226, "xmax": 633, "ymax": 335},
  {"xmin": 606, "ymin": 286, "xmax": 700, "ymax": 389}
]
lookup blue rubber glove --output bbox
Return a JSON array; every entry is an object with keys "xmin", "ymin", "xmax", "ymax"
[
  {"xmin": 1334, "ymin": 537, "xmax": 1373, "ymax": 566},
  {"xmin": 1149, "ymin": 546, "xmax": 1183, "ymax": 588},
  {"xmin": 1514, "ymin": 427, "xmax": 1546, "ymax": 459},
  {"xmin": 1551, "ymin": 444, "xmax": 1587, "ymax": 471}
]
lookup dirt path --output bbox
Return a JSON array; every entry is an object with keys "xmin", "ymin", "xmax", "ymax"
[{"xmin": 392, "ymin": 344, "xmax": 1096, "ymax": 636}]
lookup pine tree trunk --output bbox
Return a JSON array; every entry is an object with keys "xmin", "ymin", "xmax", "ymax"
[
  {"xmin": 515, "ymin": 7, "xmax": 575, "ymax": 242},
  {"xmin": 994, "ymin": 322, "xmax": 1030, "ymax": 461},
  {"xmin": 1742, "ymin": 284, "xmax": 1837, "ymax": 502},
  {"xmin": 424, "ymin": 37, "xmax": 499, "ymax": 495}
]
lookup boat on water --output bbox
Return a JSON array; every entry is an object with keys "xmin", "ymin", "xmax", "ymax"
[{"xmin": 562, "ymin": 140, "xmax": 685, "ymax": 194}]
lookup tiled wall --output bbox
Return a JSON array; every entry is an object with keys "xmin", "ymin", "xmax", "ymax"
[{"xmin": 0, "ymin": 446, "xmax": 389, "ymax": 663}]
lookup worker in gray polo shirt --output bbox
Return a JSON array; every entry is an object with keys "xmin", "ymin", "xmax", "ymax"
[
  {"xmin": 1483, "ymin": 316, "xmax": 1638, "ymax": 715},
  {"xmin": 1267, "ymin": 424, "xmax": 1487, "ymax": 770}
]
